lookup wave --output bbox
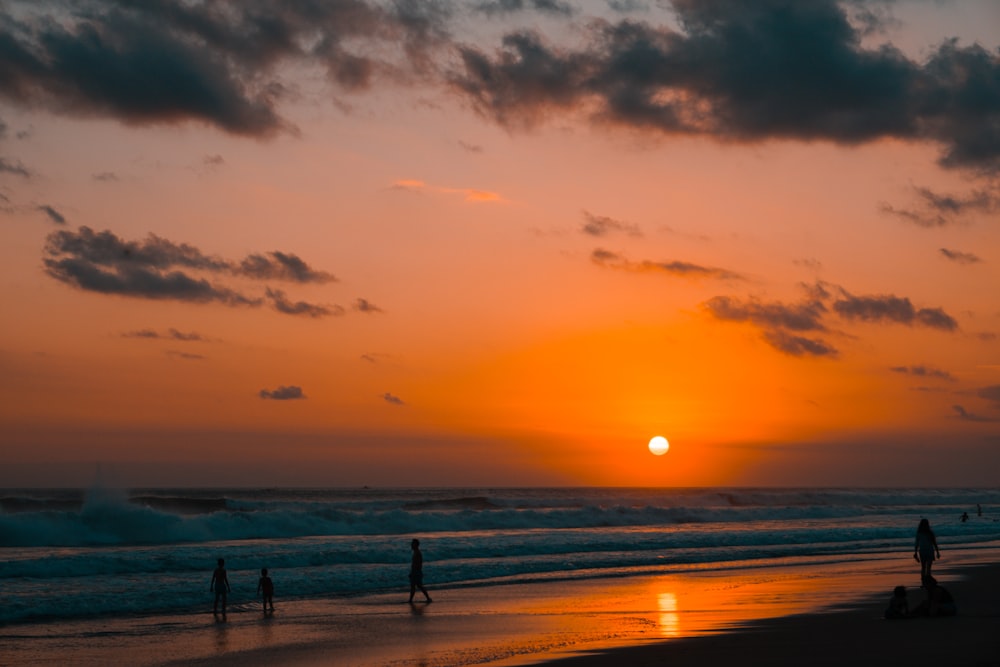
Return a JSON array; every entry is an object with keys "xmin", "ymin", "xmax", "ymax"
[{"xmin": 3, "ymin": 486, "xmax": 998, "ymax": 549}]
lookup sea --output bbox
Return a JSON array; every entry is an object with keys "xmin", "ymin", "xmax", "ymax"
[{"xmin": 2, "ymin": 487, "xmax": 999, "ymax": 627}]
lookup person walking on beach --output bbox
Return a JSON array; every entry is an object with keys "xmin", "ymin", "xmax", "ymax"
[
  {"xmin": 211, "ymin": 558, "xmax": 231, "ymax": 615},
  {"xmin": 257, "ymin": 567, "xmax": 275, "ymax": 613},
  {"xmin": 408, "ymin": 538, "xmax": 432, "ymax": 603},
  {"xmin": 913, "ymin": 519, "xmax": 940, "ymax": 580}
]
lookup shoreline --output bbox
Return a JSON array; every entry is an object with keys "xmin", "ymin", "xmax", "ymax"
[
  {"xmin": 2, "ymin": 548, "xmax": 997, "ymax": 666},
  {"xmin": 527, "ymin": 561, "xmax": 1000, "ymax": 667}
]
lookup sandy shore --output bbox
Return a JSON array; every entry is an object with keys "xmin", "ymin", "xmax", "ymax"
[{"xmin": 2, "ymin": 548, "xmax": 998, "ymax": 667}]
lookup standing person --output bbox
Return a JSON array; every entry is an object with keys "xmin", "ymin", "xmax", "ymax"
[
  {"xmin": 408, "ymin": 539, "xmax": 432, "ymax": 603},
  {"xmin": 257, "ymin": 567, "xmax": 275, "ymax": 613},
  {"xmin": 211, "ymin": 558, "xmax": 231, "ymax": 615},
  {"xmin": 913, "ymin": 519, "xmax": 941, "ymax": 580}
]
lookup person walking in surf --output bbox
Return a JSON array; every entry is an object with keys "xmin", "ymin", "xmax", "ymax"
[
  {"xmin": 408, "ymin": 539, "xmax": 432, "ymax": 603},
  {"xmin": 211, "ymin": 558, "xmax": 231, "ymax": 616}
]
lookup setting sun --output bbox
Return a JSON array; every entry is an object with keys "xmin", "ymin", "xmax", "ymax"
[{"xmin": 648, "ymin": 436, "xmax": 670, "ymax": 456}]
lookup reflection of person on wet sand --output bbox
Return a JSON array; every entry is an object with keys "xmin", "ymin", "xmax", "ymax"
[
  {"xmin": 257, "ymin": 567, "xmax": 275, "ymax": 613},
  {"xmin": 408, "ymin": 539, "xmax": 432, "ymax": 603},
  {"xmin": 913, "ymin": 519, "xmax": 940, "ymax": 580},
  {"xmin": 211, "ymin": 558, "xmax": 230, "ymax": 615}
]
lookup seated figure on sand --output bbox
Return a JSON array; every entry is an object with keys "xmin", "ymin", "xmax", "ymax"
[
  {"xmin": 884, "ymin": 585, "xmax": 909, "ymax": 619},
  {"xmin": 911, "ymin": 576, "xmax": 957, "ymax": 617}
]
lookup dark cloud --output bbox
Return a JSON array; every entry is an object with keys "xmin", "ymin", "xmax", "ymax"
[
  {"xmin": 353, "ymin": 298, "xmax": 383, "ymax": 313},
  {"xmin": 952, "ymin": 405, "xmax": 997, "ymax": 422},
  {"xmin": 702, "ymin": 294, "xmax": 835, "ymax": 357},
  {"xmin": 203, "ymin": 154, "xmax": 225, "ymax": 167},
  {"xmin": 0, "ymin": 157, "xmax": 31, "ymax": 177},
  {"xmin": 939, "ymin": 248, "xmax": 981, "ymax": 265},
  {"xmin": 0, "ymin": 1, "xmax": 452, "ymax": 137},
  {"xmin": 475, "ymin": 0, "xmax": 573, "ymax": 17},
  {"xmin": 259, "ymin": 385, "xmax": 305, "ymax": 400},
  {"xmin": 881, "ymin": 185, "xmax": 1000, "ymax": 227},
  {"xmin": 122, "ymin": 328, "xmax": 206, "ymax": 341},
  {"xmin": 44, "ymin": 226, "xmax": 335, "ymax": 310},
  {"xmin": 4, "ymin": 2, "xmax": 997, "ymax": 172},
  {"xmin": 265, "ymin": 287, "xmax": 341, "ymax": 318},
  {"xmin": 889, "ymin": 365, "xmax": 955, "ymax": 381},
  {"xmin": 581, "ymin": 211, "xmax": 641, "ymax": 237},
  {"xmin": 238, "ymin": 252, "xmax": 336, "ymax": 283},
  {"xmin": 450, "ymin": 0, "xmax": 1000, "ymax": 172},
  {"xmin": 703, "ymin": 281, "xmax": 960, "ymax": 357},
  {"xmin": 92, "ymin": 171, "xmax": 118, "ymax": 182},
  {"xmin": 382, "ymin": 392, "xmax": 405, "ymax": 405},
  {"xmin": 458, "ymin": 140, "xmax": 483, "ymax": 153},
  {"xmin": 121, "ymin": 329, "xmax": 161, "ymax": 339},
  {"xmin": 38, "ymin": 204, "xmax": 66, "ymax": 224},
  {"xmin": 592, "ymin": 248, "xmax": 742, "ymax": 280},
  {"xmin": 832, "ymin": 292, "xmax": 958, "ymax": 331}
]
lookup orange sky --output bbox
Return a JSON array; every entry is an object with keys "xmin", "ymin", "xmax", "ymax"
[{"xmin": 1, "ymin": 0, "xmax": 998, "ymax": 487}]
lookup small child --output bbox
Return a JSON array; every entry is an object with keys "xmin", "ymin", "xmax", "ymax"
[
  {"xmin": 257, "ymin": 567, "xmax": 275, "ymax": 613},
  {"xmin": 884, "ymin": 585, "xmax": 909, "ymax": 619}
]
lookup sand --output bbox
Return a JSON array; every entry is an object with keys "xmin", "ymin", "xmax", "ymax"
[{"xmin": 2, "ymin": 548, "xmax": 998, "ymax": 666}]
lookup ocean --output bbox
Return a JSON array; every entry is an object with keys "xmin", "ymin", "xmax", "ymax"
[{"xmin": 2, "ymin": 487, "xmax": 999, "ymax": 627}]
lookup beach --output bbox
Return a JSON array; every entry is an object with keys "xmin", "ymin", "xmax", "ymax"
[{"xmin": 3, "ymin": 547, "xmax": 998, "ymax": 667}]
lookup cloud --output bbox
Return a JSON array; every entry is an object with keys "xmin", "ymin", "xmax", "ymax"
[
  {"xmin": 5, "ymin": 2, "xmax": 996, "ymax": 172},
  {"xmin": 0, "ymin": 1, "xmax": 453, "ymax": 137},
  {"xmin": 889, "ymin": 365, "xmax": 956, "ymax": 382},
  {"xmin": 265, "ymin": 288, "xmax": 342, "ymax": 318},
  {"xmin": 939, "ymin": 248, "xmax": 981, "ymax": 265},
  {"xmin": 592, "ymin": 248, "xmax": 742, "ymax": 280},
  {"xmin": 581, "ymin": 211, "xmax": 641, "ymax": 237},
  {"xmin": 952, "ymin": 405, "xmax": 997, "ymax": 422},
  {"xmin": 43, "ymin": 226, "xmax": 337, "ymax": 311},
  {"xmin": 832, "ymin": 291, "xmax": 958, "ymax": 331},
  {"xmin": 703, "ymin": 281, "xmax": 960, "ymax": 357},
  {"xmin": 382, "ymin": 392, "xmax": 405, "ymax": 405},
  {"xmin": 391, "ymin": 178, "xmax": 503, "ymax": 202},
  {"xmin": 458, "ymin": 140, "xmax": 484, "ymax": 153},
  {"xmin": 122, "ymin": 328, "xmax": 206, "ymax": 341},
  {"xmin": 0, "ymin": 157, "xmax": 31, "ymax": 177},
  {"xmin": 881, "ymin": 185, "xmax": 1000, "ymax": 227},
  {"xmin": 238, "ymin": 252, "xmax": 336, "ymax": 284},
  {"xmin": 92, "ymin": 171, "xmax": 118, "ymax": 182},
  {"xmin": 260, "ymin": 385, "xmax": 306, "ymax": 400},
  {"xmin": 37, "ymin": 205, "xmax": 66, "ymax": 224},
  {"xmin": 353, "ymin": 298, "xmax": 384, "ymax": 314},
  {"xmin": 449, "ymin": 0, "xmax": 1000, "ymax": 173}
]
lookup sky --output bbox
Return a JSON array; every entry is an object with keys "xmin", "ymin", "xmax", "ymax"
[{"xmin": 1, "ymin": 0, "xmax": 998, "ymax": 488}]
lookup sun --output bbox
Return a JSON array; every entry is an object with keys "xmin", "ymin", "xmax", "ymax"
[{"xmin": 648, "ymin": 435, "xmax": 669, "ymax": 456}]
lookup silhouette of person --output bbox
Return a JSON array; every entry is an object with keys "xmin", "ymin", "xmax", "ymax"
[
  {"xmin": 884, "ymin": 585, "xmax": 909, "ymax": 619},
  {"xmin": 977, "ymin": 503, "xmax": 982, "ymax": 517},
  {"xmin": 408, "ymin": 538, "xmax": 432, "ymax": 603},
  {"xmin": 961, "ymin": 511, "xmax": 969, "ymax": 523},
  {"xmin": 913, "ymin": 518, "xmax": 940, "ymax": 580},
  {"xmin": 257, "ymin": 567, "xmax": 275, "ymax": 613},
  {"xmin": 211, "ymin": 558, "xmax": 231, "ymax": 615}
]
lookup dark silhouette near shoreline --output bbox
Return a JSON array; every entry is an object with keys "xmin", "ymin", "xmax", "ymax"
[
  {"xmin": 211, "ymin": 558, "xmax": 230, "ymax": 616},
  {"xmin": 408, "ymin": 539, "xmax": 432, "ymax": 603},
  {"xmin": 913, "ymin": 519, "xmax": 940, "ymax": 580},
  {"xmin": 257, "ymin": 567, "xmax": 275, "ymax": 613}
]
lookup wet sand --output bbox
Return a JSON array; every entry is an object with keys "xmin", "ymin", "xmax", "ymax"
[{"xmin": 2, "ymin": 549, "xmax": 997, "ymax": 667}]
